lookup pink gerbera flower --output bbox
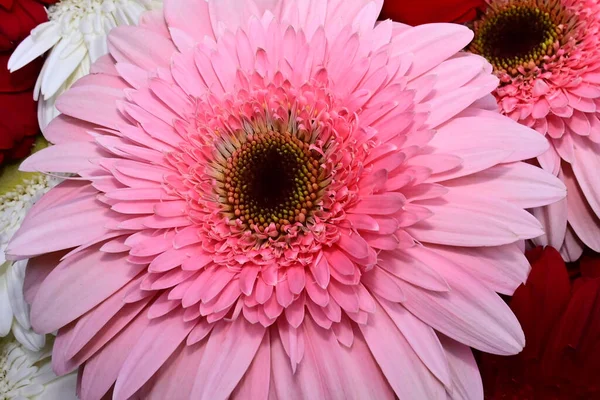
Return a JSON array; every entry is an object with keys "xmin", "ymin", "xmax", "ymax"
[
  {"xmin": 7, "ymin": 1, "xmax": 565, "ymax": 399},
  {"xmin": 468, "ymin": 0, "xmax": 600, "ymax": 260}
]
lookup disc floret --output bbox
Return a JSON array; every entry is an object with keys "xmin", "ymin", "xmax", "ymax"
[
  {"xmin": 219, "ymin": 129, "xmax": 325, "ymax": 233},
  {"xmin": 469, "ymin": 0, "xmax": 572, "ymax": 76}
]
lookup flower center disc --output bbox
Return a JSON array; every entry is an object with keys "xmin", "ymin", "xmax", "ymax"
[
  {"xmin": 470, "ymin": 4, "xmax": 561, "ymax": 75},
  {"xmin": 222, "ymin": 131, "xmax": 324, "ymax": 232}
]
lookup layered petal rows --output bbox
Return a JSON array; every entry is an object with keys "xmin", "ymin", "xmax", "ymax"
[
  {"xmin": 7, "ymin": 0, "xmax": 565, "ymax": 399},
  {"xmin": 469, "ymin": 0, "xmax": 600, "ymax": 260}
]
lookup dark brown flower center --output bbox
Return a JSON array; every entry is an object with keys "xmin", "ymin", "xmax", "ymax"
[
  {"xmin": 469, "ymin": 4, "xmax": 561, "ymax": 75},
  {"xmin": 222, "ymin": 131, "xmax": 325, "ymax": 232}
]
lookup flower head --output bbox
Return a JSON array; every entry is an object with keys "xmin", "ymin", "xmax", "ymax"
[
  {"xmin": 7, "ymin": 0, "xmax": 162, "ymax": 130},
  {"xmin": 468, "ymin": 0, "xmax": 600, "ymax": 260},
  {"xmin": 480, "ymin": 246, "xmax": 600, "ymax": 399},
  {"xmin": 0, "ymin": 334, "xmax": 77, "ymax": 399},
  {"xmin": 8, "ymin": 1, "xmax": 566, "ymax": 399}
]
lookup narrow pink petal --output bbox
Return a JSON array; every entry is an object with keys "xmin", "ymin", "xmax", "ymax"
[
  {"xmin": 428, "ymin": 244, "xmax": 529, "ymax": 296},
  {"xmin": 190, "ymin": 317, "xmax": 266, "ymax": 400},
  {"xmin": 140, "ymin": 341, "xmax": 206, "ymax": 400},
  {"xmin": 394, "ymin": 24, "xmax": 474, "ymax": 79},
  {"xmin": 572, "ymin": 135, "xmax": 600, "ymax": 217},
  {"xmin": 19, "ymin": 142, "xmax": 109, "ymax": 174},
  {"xmin": 531, "ymin": 198, "xmax": 568, "ymax": 251},
  {"xmin": 53, "ymin": 297, "xmax": 152, "ymax": 375},
  {"xmin": 359, "ymin": 301, "xmax": 446, "ymax": 399},
  {"xmin": 113, "ymin": 308, "xmax": 195, "ymax": 400},
  {"xmin": 43, "ymin": 114, "xmax": 96, "ymax": 144},
  {"xmin": 30, "ymin": 246, "xmax": 145, "ymax": 334},
  {"xmin": 309, "ymin": 253, "xmax": 330, "ymax": 288},
  {"xmin": 324, "ymin": 248, "xmax": 356, "ymax": 276},
  {"xmin": 429, "ymin": 112, "xmax": 549, "ymax": 167},
  {"xmin": 336, "ymin": 231, "xmax": 369, "ymax": 259},
  {"xmin": 378, "ymin": 250, "xmax": 449, "ymax": 292},
  {"xmin": 360, "ymin": 266, "xmax": 405, "ymax": 302},
  {"xmin": 348, "ymin": 193, "xmax": 405, "ymax": 215},
  {"xmin": 277, "ymin": 323, "xmax": 305, "ymax": 373},
  {"xmin": 408, "ymin": 191, "xmax": 543, "ymax": 247},
  {"xmin": 438, "ymin": 334, "xmax": 483, "ymax": 400},
  {"xmin": 231, "ymin": 330, "xmax": 271, "ymax": 400},
  {"xmin": 55, "ymin": 85, "xmax": 127, "ymax": 130},
  {"xmin": 65, "ymin": 274, "xmax": 145, "ymax": 359},
  {"xmin": 562, "ymin": 163, "xmax": 600, "ymax": 252},
  {"xmin": 442, "ymin": 162, "xmax": 566, "ymax": 209},
  {"xmin": 23, "ymin": 252, "xmax": 61, "ymax": 304},
  {"xmin": 560, "ymin": 226, "xmax": 585, "ymax": 262},
  {"xmin": 378, "ymin": 298, "xmax": 452, "ymax": 388},
  {"xmin": 108, "ymin": 26, "xmax": 176, "ymax": 70},
  {"xmin": 165, "ymin": 0, "xmax": 214, "ymax": 43},
  {"xmin": 80, "ymin": 311, "xmax": 151, "ymax": 400},
  {"xmin": 401, "ymin": 246, "xmax": 524, "ymax": 355}
]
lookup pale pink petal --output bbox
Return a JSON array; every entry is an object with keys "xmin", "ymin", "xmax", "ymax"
[
  {"xmin": 408, "ymin": 191, "xmax": 543, "ymax": 247},
  {"xmin": 438, "ymin": 334, "xmax": 483, "ymax": 400},
  {"xmin": 190, "ymin": 317, "xmax": 266, "ymax": 400},
  {"xmin": 400, "ymin": 247, "xmax": 524, "ymax": 355},
  {"xmin": 428, "ymin": 244, "xmax": 530, "ymax": 296},
  {"xmin": 30, "ymin": 246, "xmax": 145, "ymax": 334},
  {"xmin": 531, "ymin": 198, "xmax": 568, "ymax": 251},
  {"xmin": 113, "ymin": 308, "xmax": 195, "ymax": 400},
  {"xmin": 359, "ymin": 301, "xmax": 446, "ymax": 399},
  {"xmin": 108, "ymin": 27, "xmax": 176, "ymax": 70}
]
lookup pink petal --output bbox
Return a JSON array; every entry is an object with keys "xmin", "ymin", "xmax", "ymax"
[
  {"xmin": 408, "ymin": 191, "xmax": 543, "ymax": 247},
  {"xmin": 231, "ymin": 330, "xmax": 271, "ymax": 399},
  {"xmin": 108, "ymin": 26, "xmax": 176, "ymax": 70},
  {"xmin": 442, "ymin": 162, "xmax": 566, "ymax": 209},
  {"xmin": 30, "ymin": 246, "xmax": 145, "ymax": 334},
  {"xmin": 401, "ymin": 246, "xmax": 524, "ymax": 355},
  {"xmin": 394, "ymin": 24, "xmax": 474, "ymax": 79},
  {"xmin": 113, "ymin": 308, "xmax": 195, "ymax": 400},
  {"xmin": 190, "ymin": 318, "xmax": 266, "ymax": 400},
  {"xmin": 378, "ymin": 250, "xmax": 449, "ymax": 292},
  {"xmin": 438, "ymin": 334, "xmax": 483, "ymax": 400},
  {"xmin": 428, "ymin": 243, "xmax": 529, "ymax": 296},
  {"xmin": 378, "ymin": 298, "xmax": 452, "ymax": 388},
  {"xmin": 359, "ymin": 301, "xmax": 446, "ymax": 399},
  {"xmin": 164, "ymin": 0, "xmax": 214, "ymax": 43},
  {"xmin": 80, "ymin": 310, "xmax": 151, "ymax": 400}
]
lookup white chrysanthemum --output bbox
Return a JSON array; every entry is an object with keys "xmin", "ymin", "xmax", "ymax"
[
  {"xmin": 0, "ymin": 174, "xmax": 60, "ymax": 352},
  {"xmin": 0, "ymin": 335, "xmax": 77, "ymax": 400},
  {"xmin": 7, "ymin": 0, "xmax": 163, "ymax": 130}
]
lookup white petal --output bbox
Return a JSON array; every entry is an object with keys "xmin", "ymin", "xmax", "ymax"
[
  {"xmin": 41, "ymin": 37, "xmax": 88, "ymax": 99},
  {"xmin": 8, "ymin": 22, "xmax": 61, "ymax": 72},
  {"xmin": 12, "ymin": 321, "xmax": 46, "ymax": 352},
  {"xmin": 0, "ymin": 274, "xmax": 14, "ymax": 336},
  {"xmin": 37, "ymin": 373, "xmax": 79, "ymax": 400},
  {"xmin": 7, "ymin": 260, "xmax": 30, "ymax": 329}
]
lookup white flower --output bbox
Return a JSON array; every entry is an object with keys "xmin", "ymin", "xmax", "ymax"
[
  {"xmin": 0, "ymin": 335, "xmax": 77, "ymax": 400},
  {"xmin": 0, "ymin": 174, "xmax": 61, "ymax": 352},
  {"xmin": 7, "ymin": 0, "xmax": 162, "ymax": 131}
]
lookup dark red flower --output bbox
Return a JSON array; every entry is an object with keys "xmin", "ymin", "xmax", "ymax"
[
  {"xmin": 0, "ymin": 0, "xmax": 57, "ymax": 165},
  {"xmin": 379, "ymin": 0, "xmax": 486, "ymax": 26},
  {"xmin": 480, "ymin": 246, "xmax": 600, "ymax": 399}
]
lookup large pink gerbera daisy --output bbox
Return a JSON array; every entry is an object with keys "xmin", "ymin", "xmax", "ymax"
[
  {"xmin": 468, "ymin": 0, "xmax": 600, "ymax": 261},
  {"xmin": 7, "ymin": 1, "xmax": 565, "ymax": 399}
]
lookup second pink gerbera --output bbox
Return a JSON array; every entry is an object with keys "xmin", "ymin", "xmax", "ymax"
[
  {"xmin": 8, "ymin": 0, "xmax": 565, "ymax": 399},
  {"xmin": 469, "ymin": 0, "xmax": 600, "ymax": 260}
]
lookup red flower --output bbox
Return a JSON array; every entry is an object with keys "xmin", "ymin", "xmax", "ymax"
[
  {"xmin": 480, "ymin": 246, "xmax": 600, "ymax": 399},
  {"xmin": 379, "ymin": 0, "xmax": 486, "ymax": 26},
  {"xmin": 0, "ymin": 0, "xmax": 57, "ymax": 165}
]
